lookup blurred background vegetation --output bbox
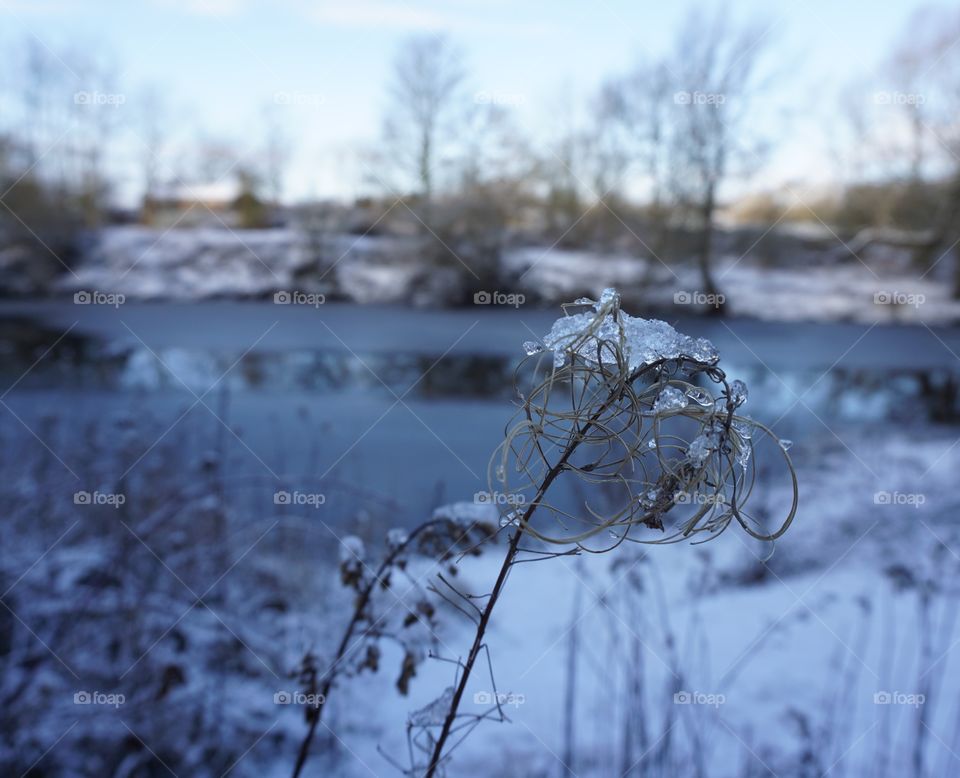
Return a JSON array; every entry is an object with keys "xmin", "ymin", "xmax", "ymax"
[{"xmin": 0, "ymin": 3, "xmax": 958, "ymax": 314}]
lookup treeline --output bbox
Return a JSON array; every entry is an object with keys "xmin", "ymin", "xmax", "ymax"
[
  {"xmin": 1, "ymin": 5, "xmax": 959, "ymax": 297},
  {"xmin": 368, "ymin": 6, "xmax": 960, "ymax": 299}
]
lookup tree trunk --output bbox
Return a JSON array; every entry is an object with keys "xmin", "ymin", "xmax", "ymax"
[
  {"xmin": 697, "ymin": 186, "xmax": 722, "ymax": 314},
  {"xmin": 418, "ymin": 128, "xmax": 433, "ymax": 234},
  {"xmin": 912, "ymin": 171, "xmax": 960, "ymax": 298}
]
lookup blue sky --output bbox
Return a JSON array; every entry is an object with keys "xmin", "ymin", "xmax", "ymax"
[{"xmin": 0, "ymin": 0, "xmax": 931, "ymax": 202}]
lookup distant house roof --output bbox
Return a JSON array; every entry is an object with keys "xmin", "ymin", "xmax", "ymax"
[{"xmin": 153, "ymin": 181, "xmax": 240, "ymax": 206}]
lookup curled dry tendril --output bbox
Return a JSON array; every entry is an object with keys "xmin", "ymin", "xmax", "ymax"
[{"xmin": 489, "ymin": 289, "xmax": 798, "ymax": 549}]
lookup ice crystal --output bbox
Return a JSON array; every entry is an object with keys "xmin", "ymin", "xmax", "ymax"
[
  {"xmin": 499, "ymin": 511, "xmax": 521, "ymax": 528},
  {"xmin": 686, "ymin": 387, "xmax": 714, "ymax": 406},
  {"xmin": 729, "ymin": 379, "xmax": 749, "ymax": 408},
  {"xmin": 653, "ymin": 386, "xmax": 689, "ymax": 413},
  {"xmin": 732, "ymin": 421, "xmax": 753, "ymax": 467},
  {"xmin": 541, "ymin": 289, "xmax": 720, "ymax": 372},
  {"xmin": 687, "ymin": 429, "xmax": 721, "ymax": 467}
]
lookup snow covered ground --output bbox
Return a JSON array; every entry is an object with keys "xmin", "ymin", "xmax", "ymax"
[
  {"xmin": 506, "ymin": 246, "xmax": 960, "ymax": 325},
  {"xmin": 296, "ymin": 423, "xmax": 960, "ymax": 777},
  {"xmin": 54, "ymin": 226, "xmax": 457, "ymax": 306},
  {"xmin": 51, "ymin": 225, "xmax": 960, "ymax": 325},
  {"xmin": 5, "ymin": 415, "xmax": 955, "ymax": 777},
  {"xmin": 2, "ymin": 299, "xmax": 959, "ymax": 776}
]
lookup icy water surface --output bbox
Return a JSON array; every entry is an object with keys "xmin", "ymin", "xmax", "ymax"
[{"xmin": 1, "ymin": 301, "xmax": 958, "ymax": 527}]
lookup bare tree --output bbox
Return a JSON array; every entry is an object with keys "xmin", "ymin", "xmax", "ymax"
[
  {"xmin": 889, "ymin": 7, "xmax": 960, "ymax": 294},
  {"xmin": 261, "ymin": 104, "xmax": 290, "ymax": 209},
  {"xmin": 601, "ymin": 60, "xmax": 675, "ymax": 260},
  {"xmin": 66, "ymin": 47, "xmax": 124, "ymax": 226},
  {"xmin": 886, "ymin": 7, "xmax": 956, "ymax": 184},
  {"xmin": 20, "ymin": 39, "xmax": 61, "ymax": 170},
  {"xmin": 189, "ymin": 137, "xmax": 239, "ymax": 183},
  {"xmin": 614, "ymin": 61, "xmax": 674, "ymax": 213},
  {"xmin": 666, "ymin": 9, "xmax": 773, "ymax": 307},
  {"xmin": 137, "ymin": 86, "xmax": 169, "ymax": 224},
  {"xmin": 577, "ymin": 82, "xmax": 634, "ymax": 249},
  {"xmin": 540, "ymin": 83, "xmax": 589, "ymax": 242},
  {"xmin": 382, "ymin": 34, "xmax": 466, "ymax": 222},
  {"xmin": 831, "ymin": 81, "xmax": 875, "ymax": 185}
]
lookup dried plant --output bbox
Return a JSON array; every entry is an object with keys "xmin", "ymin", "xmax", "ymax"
[
  {"xmin": 291, "ymin": 516, "xmax": 496, "ymax": 777},
  {"xmin": 408, "ymin": 288, "xmax": 798, "ymax": 777}
]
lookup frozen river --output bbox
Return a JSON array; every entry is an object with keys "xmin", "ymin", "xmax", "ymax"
[{"xmin": 1, "ymin": 301, "xmax": 958, "ymax": 528}]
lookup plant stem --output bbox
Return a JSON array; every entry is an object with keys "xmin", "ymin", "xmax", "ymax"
[
  {"xmin": 427, "ymin": 363, "xmax": 662, "ymax": 775},
  {"xmin": 424, "ymin": 436, "xmax": 583, "ymax": 777},
  {"xmin": 292, "ymin": 521, "xmax": 442, "ymax": 778}
]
